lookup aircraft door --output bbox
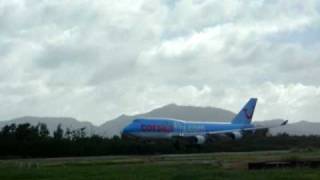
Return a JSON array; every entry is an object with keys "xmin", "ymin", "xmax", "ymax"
[
  {"xmin": 175, "ymin": 121, "xmax": 184, "ymax": 137},
  {"xmin": 180, "ymin": 122, "xmax": 185, "ymax": 136}
]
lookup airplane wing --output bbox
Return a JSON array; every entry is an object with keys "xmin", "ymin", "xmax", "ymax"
[
  {"xmin": 242, "ymin": 120, "xmax": 288, "ymax": 131},
  {"xmin": 206, "ymin": 120, "xmax": 288, "ymax": 135}
]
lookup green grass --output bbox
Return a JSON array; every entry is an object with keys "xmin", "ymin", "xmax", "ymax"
[
  {"xmin": 0, "ymin": 164, "xmax": 320, "ymax": 180},
  {"xmin": 1, "ymin": 150, "xmax": 320, "ymax": 180}
]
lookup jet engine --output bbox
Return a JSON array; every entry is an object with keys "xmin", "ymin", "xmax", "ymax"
[
  {"xmin": 230, "ymin": 132, "xmax": 243, "ymax": 140},
  {"xmin": 194, "ymin": 135, "xmax": 206, "ymax": 144}
]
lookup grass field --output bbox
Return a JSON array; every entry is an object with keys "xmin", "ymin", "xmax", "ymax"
[{"xmin": 1, "ymin": 150, "xmax": 320, "ymax": 180}]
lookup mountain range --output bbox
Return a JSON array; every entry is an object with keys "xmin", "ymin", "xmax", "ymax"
[{"xmin": 0, "ymin": 104, "xmax": 318, "ymax": 136}]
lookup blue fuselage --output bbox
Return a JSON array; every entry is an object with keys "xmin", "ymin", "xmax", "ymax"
[{"xmin": 122, "ymin": 118, "xmax": 254, "ymax": 139}]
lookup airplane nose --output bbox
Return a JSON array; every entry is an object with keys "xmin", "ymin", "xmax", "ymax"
[
  {"xmin": 121, "ymin": 128, "xmax": 128, "ymax": 134},
  {"xmin": 121, "ymin": 125, "xmax": 131, "ymax": 138}
]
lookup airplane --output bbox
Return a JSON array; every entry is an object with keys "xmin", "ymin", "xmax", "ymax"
[{"xmin": 121, "ymin": 98, "xmax": 288, "ymax": 144}]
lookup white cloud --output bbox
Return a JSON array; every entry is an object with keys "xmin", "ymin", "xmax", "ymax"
[{"xmin": 0, "ymin": 0, "xmax": 320, "ymax": 124}]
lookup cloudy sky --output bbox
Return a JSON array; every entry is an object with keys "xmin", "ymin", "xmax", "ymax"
[{"xmin": 1, "ymin": 0, "xmax": 320, "ymax": 125}]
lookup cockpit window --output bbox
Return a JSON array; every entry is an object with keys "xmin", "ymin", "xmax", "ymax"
[{"xmin": 133, "ymin": 119, "xmax": 141, "ymax": 123}]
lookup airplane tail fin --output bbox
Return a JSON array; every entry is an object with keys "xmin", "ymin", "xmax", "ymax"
[{"xmin": 231, "ymin": 98, "xmax": 257, "ymax": 124}]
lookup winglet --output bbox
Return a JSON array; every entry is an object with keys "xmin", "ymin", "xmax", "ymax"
[{"xmin": 281, "ymin": 120, "xmax": 288, "ymax": 126}]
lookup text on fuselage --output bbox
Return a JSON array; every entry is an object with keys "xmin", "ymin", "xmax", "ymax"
[{"xmin": 141, "ymin": 124, "xmax": 173, "ymax": 132}]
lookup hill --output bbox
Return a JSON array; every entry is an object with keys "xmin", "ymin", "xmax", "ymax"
[
  {"xmin": 0, "ymin": 105, "xmax": 319, "ymax": 137},
  {"xmin": 98, "ymin": 103, "xmax": 236, "ymax": 137},
  {"xmin": 0, "ymin": 116, "xmax": 97, "ymax": 136}
]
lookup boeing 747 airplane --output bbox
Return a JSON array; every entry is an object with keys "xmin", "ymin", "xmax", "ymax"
[{"xmin": 121, "ymin": 98, "xmax": 288, "ymax": 144}]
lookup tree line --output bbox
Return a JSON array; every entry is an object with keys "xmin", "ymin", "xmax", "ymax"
[{"xmin": 0, "ymin": 123, "xmax": 320, "ymax": 158}]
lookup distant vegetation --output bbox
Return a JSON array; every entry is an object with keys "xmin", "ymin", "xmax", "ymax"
[{"xmin": 1, "ymin": 123, "xmax": 320, "ymax": 158}]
